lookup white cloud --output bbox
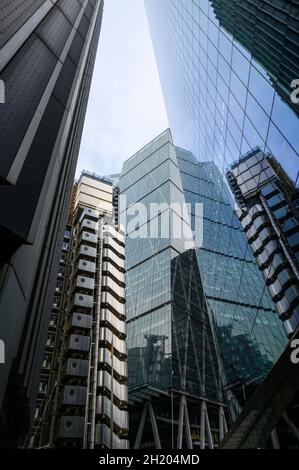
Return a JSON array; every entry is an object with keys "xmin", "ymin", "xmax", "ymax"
[{"xmin": 76, "ymin": 0, "xmax": 169, "ymax": 178}]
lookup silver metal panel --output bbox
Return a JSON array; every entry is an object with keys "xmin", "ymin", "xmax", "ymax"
[
  {"xmin": 65, "ymin": 358, "xmax": 89, "ymax": 377},
  {"xmin": 73, "ymin": 293, "xmax": 94, "ymax": 309},
  {"xmin": 81, "ymin": 231, "xmax": 98, "ymax": 244},
  {"xmin": 96, "ymin": 395, "xmax": 128, "ymax": 430},
  {"xmin": 102, "ymin": 276, "xmax": 125, "ymax": 299},
  {"xmin": 63, "ymin": 386, "xmax": 87, "ymax": 406},
  {"xmin": 103, "ymin": 248, "xmax": 125, "ymax": 270},
  {"xmin": 77, "ymin": 259, "xmax": 96, "ymax": 274},
  {"xmin": 68, "ymin": 334, "xmax": 90, "ymax": 352},
  {"xmin": 99, "ymin": 329, "xmax": 126, "ymax": 356},
  {"xmin": 103, "ymin": 225, "xmax": 125, "ymax": 243},
  {"xmin": 80, "ymin": 219, "xmax": 99, "ymax": 232},
  {"xmin": 80, "ymin": 207, "xmax": 100, "ymax": 222},
  {"xmin": 76, "ymin": 275, "xmax": 95, "ymax": 291},
  {"xmin": 104, "ymin": 234, "xmax": 125, "ymax": 256},
  {"xmin": 97, "ymin": 370, "xmax": 128, "ymax": 403},
  {"xmin": 101, "ymin": 292, "xmax": 125, "ymax": 316},
  {"xmin": 102, "ymin": 261, "xmax": 125, "ymax": 284},
  {"xmin": 100, "ymin": 309, "xmax": 126, "ymax": 335},
  {"xmin": 69, "ymin": 312, "xmax": 92, "ymax": 330},
  {"xmin": 99, "ymin": 348, "xmax": 127, "ymax": 378},
  {"xmin": 78, "ymin": 245, "xmax": 97, "ymax": 259},
  {"xmin": 95, "ymin": 423, "xmax": 129, "ymax": 449},
  {"xmin": 59, "ymin": 416, "xmax": 85, "ymax": 439}
]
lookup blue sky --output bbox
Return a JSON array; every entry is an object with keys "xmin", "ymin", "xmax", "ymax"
[{"xmin": 76, "ymin": 0, "xmax": 168, "ymax": 178}]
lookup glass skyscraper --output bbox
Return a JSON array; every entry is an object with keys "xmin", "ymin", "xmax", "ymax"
[
  {"xmin": 145, "ymin": 0, "xmax": 298, "ymax": 190},
  {"xmin": 120, "ymin": 129, "xmax": 286, "ymax": 449},
  {"xmin": 120, "ymin": 130, "xmax": 226, "ymax": 449},
  {"xmin": 143, "ymin": 0, "xmax": 298, "ymax": 447}
]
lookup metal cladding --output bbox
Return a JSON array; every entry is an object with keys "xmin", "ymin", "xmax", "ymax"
[
  {"xmin": 0, "ymin": 0, "xmax": 105, "ymax": 446},
  {"xmin": 29, "ymin": 173, "xmax": 128, "ymax": 449}
]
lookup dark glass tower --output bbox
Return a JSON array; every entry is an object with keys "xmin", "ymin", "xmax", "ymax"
[
  {"xmin": 0, "ymin": 0, "xmax": 104, "ymax": 447},
  {"xmin": 120, "ymin": 129, "xmax": 286, "ymax": 449}
]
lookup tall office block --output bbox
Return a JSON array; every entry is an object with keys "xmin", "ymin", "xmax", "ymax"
[
  {"xmin": 145, "ymin": 0, "xmax": 298, "ymax": 446},
  {"xmin": 119, "ymin": 129, "xmax": 286, "ymax": 449},
  {"xmin": 120, "ymin": 130, "xmax": 226, "ymax": 449},
  {"xmin": 29, "ymin": 172, "xmax": 128, "ymax": 449},
  {"xmin": 145, "ymin": 0, "xmax": 298, "ymax": 283},
  {"xmin": 0, "ymin": 0, "xmax": 104, "ymax": 446},
  {"xmin": 227, "ymin": 149, "xmax": 299, "ymax": 333}
]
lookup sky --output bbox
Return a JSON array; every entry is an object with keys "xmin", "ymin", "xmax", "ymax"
[{"xmin": 76, "ymin": 0, "xmax": 169, "ymax": 178}]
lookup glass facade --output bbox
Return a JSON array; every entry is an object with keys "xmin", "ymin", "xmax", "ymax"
[
  {"xmin": 120, "ymin": 128, "xmax": 286, "ymax": 411},
  {"xmin": 175, "ymin": 147, "xmax": 286, "ymax": 390},
  {"xmin": 120, "ymin": 130, "xmax": 223, "ymax": 404},
  {"xmin": 144, "ymin": 0, "xmax": 299, "ymax": 388},
  {"xmin": 145, "ymin": 0, "xmax": 299, "ymax": 187},
  {"xmin": 227, "ymin": 149, "xmax": 299, "ymax": 332}
]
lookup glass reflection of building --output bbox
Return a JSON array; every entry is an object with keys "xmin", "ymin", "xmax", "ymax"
[
  {"xmin": 120, "ymin": 129, "xmax": 286, "ymax": 449},
  {"xmin": 210, "ymin": 0, "xmax": 299, "ymax": 117},
  {"xmin": 145, "ymin": 0, "xmax": 299, "ymax": 187},
  {"xmin": 227, "ymin": 148, "xmax": 299, "ymax": 334},
  {"xmin": 175, "ymin": 145, "xmax": 286, "ymax": 396},
  {"xmin": 144, "ymin": 0, "xmax": 299, "ymax": 446}
]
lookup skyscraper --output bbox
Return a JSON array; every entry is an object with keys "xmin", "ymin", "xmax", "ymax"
[
  {"xmin": 0, "ymin": 0, "xmax": 104, "ymax": 446},
  {"xmin": 28, "ymin": 172, "xmax": 128, "ymax": 449},
  {"xmin": 145, "ymin": 0, "xmax": 298, "ymax": 194},
  {"xmin": 120, "ymin": 130, "xmax": 226, "ymax": 449},
  {"xmin": 144, "ymin": 0, "xmax": 299, "ymax": 446},
  {"xmin": 119, "ymin": 129, "xmax": 286, "ymax": 449}
]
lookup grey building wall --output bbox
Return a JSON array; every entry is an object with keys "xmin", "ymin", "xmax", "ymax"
[{"xmin": 0, "ymin": 0, "xmax": 104, "ymax": 446}]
